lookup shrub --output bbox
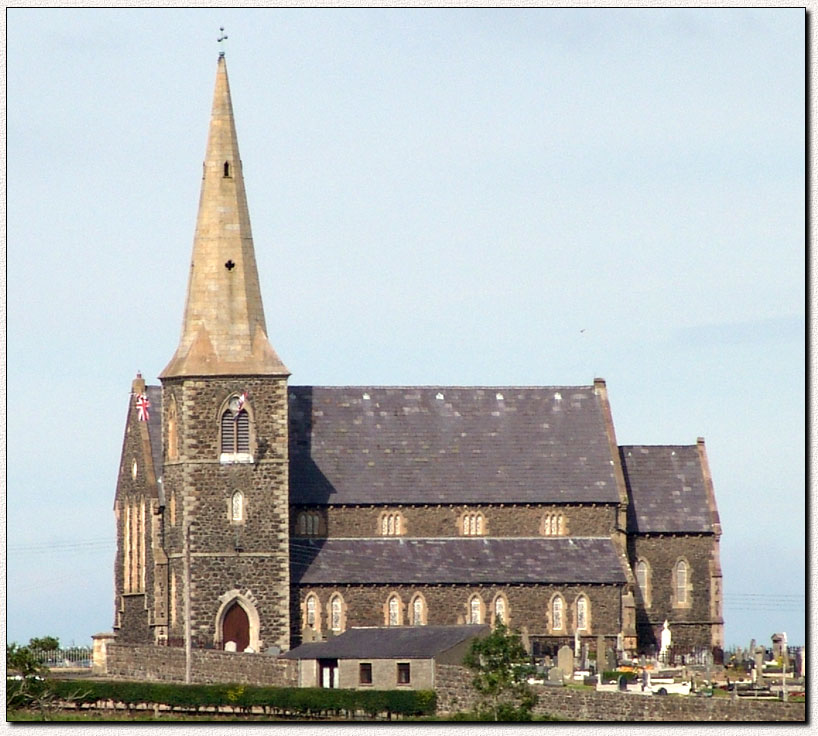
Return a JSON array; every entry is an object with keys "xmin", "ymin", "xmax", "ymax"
[{"xmin": 47, "ymin": 680, "xmax": 435, "ymax": 719}]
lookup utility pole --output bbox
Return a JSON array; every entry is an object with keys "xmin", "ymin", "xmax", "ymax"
[{"xmin": 184, "ymin": 521, "xmax": 192, "ymax": 684}]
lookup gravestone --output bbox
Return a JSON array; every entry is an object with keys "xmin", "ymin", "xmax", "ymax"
[
  {"xmin": 754, "ymin": 646, "xmax": 765, "ymax": 681},
  {"xmin": 548, "ymin": 666, "xmax": 565, "ymax": 685},
  {"xmin": 771, "ymin": 633, "xmax": 786, "ymax": 660},
  {"xmin": 797, "ymin": 647, "xmax": 805, "ymax": 678},
  {"xmin": 605, "ymin": 647, "xmax": 617, "ymax": 673},
  {"xmin": 224, "ymin": 641, "xmax": 237, "ymax": 652},
  {"xmin": 641, "ymin": 669, "xmax": 650, "ymax": 691},
  {"xmin": 617, "ymin": 674, "xmax": 628, "ymax": 692},
  {"xmin": 639, "ymin": 654, "xmax": 646, "ymax": 668},
  {"xmin": 574, "ymin": 630, "xmax": 581, "ymax": 657},
  {"xmin": 581, "ymin": 642, "xmax": 589, "ymax": 671},
  {"xmin": 596, "ymin": 635, "xmax": 606, "ymax": 669},
  {"xmin": 557, "ymin": 645, "xmax": 574, "ymax": 679}
]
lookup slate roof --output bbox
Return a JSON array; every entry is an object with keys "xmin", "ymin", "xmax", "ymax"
[
  {"xmin": 288, "ymin": 386, "xmax": 619, "ymax": 505},
  {"xmin": 291, "ymin": 537, "xmax": 627, "ymax": 585},
  {"xmin": 145, "ymin": 386, "xmax": 164, "ymax": 484},
  {"xmin": 281, "ymin": 625, "xmax": 489, "ymax": 660},
  {"xmin": 619, "ymin": 445, "xmax": 714, "ymax": 533}
]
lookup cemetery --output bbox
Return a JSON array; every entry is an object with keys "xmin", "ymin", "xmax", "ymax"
[{"xmin": 521, "ymin": 625, "xmax": 805, "ymax": 706}]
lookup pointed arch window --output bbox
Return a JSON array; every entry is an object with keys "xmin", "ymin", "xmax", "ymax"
[
  {"xmin": 167, "ymin": 398, "xmax": 179, "ymax": 461},
  {"xmin": 411, "ymin": 594, "xmax": 426, "ymax": 626},
  {"xmin": 461, "ymin": 511, "xmax": 486, "ymax": 536},
  {"xmin": 329, "ymin": 594, "xmax": 345, "ymax": 633},
  {"xmin": 635, "ymin": 559, "xmax": 651, "ymax": 607},
  {"xmin": 674, "ymin": 559, "xmax": 691, "ymax": 607},
  {"xmin": 388, "ymin": 595, "xmax": 401, "ymax": 626},
  {"xmin": 305, "ymin": 594, "xmax": 318, "ymax": 630},
  {"xmin": 295, "ymin": 511, "xmax": 321, "ymax": 537},
  {"xmin": 492, "ymin": 594, "xmax": 508, "ymax": 627},
  {"xmin": 223, "ymin": 161, "xmax": 231, "ymax": 177},
  {"xmin": 379, "ymin": 510, "xmax": 405, "ymax": 536},
  {"xmin": 220, "ymin": 394, "xmax": 253, "ymax": 463},
  {"xmin": 541, "ymin": 512, "xmax": 566, "ymax": 536}
]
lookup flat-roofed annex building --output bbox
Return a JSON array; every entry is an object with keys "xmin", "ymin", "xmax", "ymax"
[{"xmin": 112, "ymin": 54, "xmax": 724, "ymax": 664}]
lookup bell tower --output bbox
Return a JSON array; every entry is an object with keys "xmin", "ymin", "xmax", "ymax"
[{"xmin": 159, "ymin": 54, "xmax": 291, "ymax": 653}]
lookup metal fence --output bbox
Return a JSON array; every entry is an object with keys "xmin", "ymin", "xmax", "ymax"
[{"xmin": 32, "ymin": 647, "xmax": 93, "ymax": 668}]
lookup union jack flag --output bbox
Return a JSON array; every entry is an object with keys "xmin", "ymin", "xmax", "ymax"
[
  {"xmin": 236, "ymin": 391, "xmax": 248, "ymax": 413},
  {"xmin": 135, "ymin": 393, "xmax": 150, "ymax": 422}
]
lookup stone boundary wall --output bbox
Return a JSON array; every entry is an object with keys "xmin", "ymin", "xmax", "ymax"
[
  {"xmin": 434, "ymin": 665, "xmax": 805, "ymax": 722},
  {"xmin": 106, "ymin": 644, "xmax": 296, "ymax": 687}
]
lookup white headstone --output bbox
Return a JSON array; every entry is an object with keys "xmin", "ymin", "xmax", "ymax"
[{"xmin": 224, "ymin": 640, "xmax": 237, "ymax": 652}]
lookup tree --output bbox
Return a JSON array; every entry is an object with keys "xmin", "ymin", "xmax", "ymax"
[
  {"xmin": 462, "ymin": 623, "xmax": 538, "ymax": 721},
  {"xmin": 28, "ymin": 636, "xmax": 60, "ymax": 652}
]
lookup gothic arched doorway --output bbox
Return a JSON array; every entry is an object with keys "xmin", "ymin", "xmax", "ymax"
[{"xmin": 222, "ymin": 602, "xmax": 250, "ymax": 652}]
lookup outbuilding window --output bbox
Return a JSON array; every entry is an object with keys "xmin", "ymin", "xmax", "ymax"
[
  {"xmin": 359, "ymin": 663, "xmax": 373, "ymax": 685},
  {"xmin": 397, "ymin": 662, "xmax": 411, "ymax": 685}
]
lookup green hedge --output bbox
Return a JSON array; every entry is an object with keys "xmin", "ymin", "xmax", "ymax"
[
  {"xmin": 602, "ymin": 670, "xmax": 638, "ymax": 683},
  {"xmin": 47, "ymin": 680, "xmax": 435, "ymax": 718}
]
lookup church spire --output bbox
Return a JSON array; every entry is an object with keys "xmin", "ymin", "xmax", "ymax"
[{"xmin": 161, "ymin": 55, "xmax": 288, "ymax": 378}]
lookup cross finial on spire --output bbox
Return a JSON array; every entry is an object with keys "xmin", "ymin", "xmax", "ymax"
[{"xmin": 218, "ymin": 26, "xmax": 228, "ymax": 57}]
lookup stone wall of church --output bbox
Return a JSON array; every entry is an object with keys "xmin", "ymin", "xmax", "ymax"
[
  {"xmin": 627, "ymin": 534, "xmax": 719, "ymax": 653},
  {"xmin": 293, "ymin": 583, "xmax": 622, "ymax": 643},
  {"xmin": 159, "ymin": 376, "xmax": 292, "ymax": 652},
  {"xmin": 291, "ymin": 503, "xmax": 617, "ymax": 539},
  {"xmin": 115, "ymin": 594, "xmax": 154, "ymax": 645}
]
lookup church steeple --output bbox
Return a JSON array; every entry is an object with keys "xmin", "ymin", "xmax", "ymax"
[{"xmin": 161, "ymin": 55, "xmax": 288, "ymax": 378}]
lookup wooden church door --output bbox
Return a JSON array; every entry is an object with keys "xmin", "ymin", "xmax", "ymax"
[{"xmin": 222, "ymin": 602, "xmax": 250, "ymax": 652}]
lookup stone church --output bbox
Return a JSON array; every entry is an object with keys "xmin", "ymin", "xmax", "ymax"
[{"xmin": 113, "ymin": 55, "xmax": 724, "ymax": 662}]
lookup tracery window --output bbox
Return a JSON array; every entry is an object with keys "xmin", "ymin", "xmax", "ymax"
[
  {"xmin": 576, "ymin": 595, "xmax": 589, "ymax": 631},
  {"xmin": 461, "ymin": 511, "xmax": 486, "ymax": 536},
  {"xmin": 469, "ymin": 595, "xmax": 484, "ymax": 624},
  {"xmin": 541, "ymin": 512, "xmax": 566, "ymax": 536},
  {"xmin": 231, "ymin": 491, "xmax": 244, "ymax": 522},
  {"xmin": 551, "ymin": 595, "xmax": 565, "ymax": 631}
]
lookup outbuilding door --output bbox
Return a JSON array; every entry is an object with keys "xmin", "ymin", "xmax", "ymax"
[
  {"xmin": 222, "ymin": 602, "xmax": 250, "ymax": 652},
  {"xmin": 319, "ymin": 659, "xmax": 339, "ymax": 688}
]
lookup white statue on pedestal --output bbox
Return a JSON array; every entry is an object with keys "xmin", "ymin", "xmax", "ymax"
[{"xmin": 659, "ymin": 620, "xmax": 672, "ymax": 661}]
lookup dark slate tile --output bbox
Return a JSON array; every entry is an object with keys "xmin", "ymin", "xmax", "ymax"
[
  {"xmin": 289, "ymin": 386, "xmax": 620, "ymax": 505},
  {"xmin": 291, "ymin": 537, "xmax": 626, "ymax": 585},
  {"xmin": 282, "ymin": 625, "xmax": 490, "ymax": 660},
  {"xmin": 619, "ymin": 445, "xmax": 713, "ymax": 533}
]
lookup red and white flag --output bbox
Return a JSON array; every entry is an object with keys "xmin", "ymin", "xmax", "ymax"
[
  {"xmin": 135, "ymin": 393, "xmax": 150, "ymax": 422},
  {"xmin": 236, "ymin": 391, "xmax": 248, "ymax": 413}
]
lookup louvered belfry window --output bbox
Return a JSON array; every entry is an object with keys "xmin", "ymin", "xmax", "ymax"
[{"xmin": 221, "ymin": 409, "xmax": 250, "ymax": 453}]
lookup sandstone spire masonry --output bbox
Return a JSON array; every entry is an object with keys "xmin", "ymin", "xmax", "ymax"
[{"xmin": 161, "ymin": 55, "xmax": 288, "ymax": 378}]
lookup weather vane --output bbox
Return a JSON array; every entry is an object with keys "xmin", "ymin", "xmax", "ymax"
[{"xmin": 218, "ymin": 26, "xmax": 228, "ymax": 56}]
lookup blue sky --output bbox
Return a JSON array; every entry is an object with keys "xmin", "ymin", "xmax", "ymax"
[{"xmin": 7, "ymin": 8, "xmax": 805, "ymax": 648}]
